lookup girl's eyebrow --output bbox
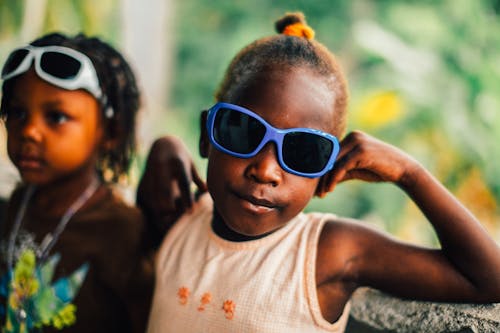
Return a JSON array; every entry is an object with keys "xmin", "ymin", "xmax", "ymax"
[{"xmin": 41, "ymin": 100, "xmax": 64, "ymax": 108}]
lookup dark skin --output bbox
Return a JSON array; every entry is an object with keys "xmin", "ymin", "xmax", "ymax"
[
  {"xmin": 138, "ymin": 66, "xmax": 500, "ymax": 324},
  {"xmin": 5, "ymin": 70, "xmax": 106, "ymax": 215}
]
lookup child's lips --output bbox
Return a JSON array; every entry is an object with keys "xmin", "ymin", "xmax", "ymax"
[
  {"xmin": 237, "ymin": 193, "xmax": 279, "ymax": 214},
  {"xmin": 17, "ymin": 155, "xmax": 44, "ymax": 170}
]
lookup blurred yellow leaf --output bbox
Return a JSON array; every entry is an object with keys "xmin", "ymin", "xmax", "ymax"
[
  {"xmin": 354, "ymin": 91, "xmax": 404, "ymax": 129},
  {"xmin": 455, "ymin": 167, "xmax": 499, "ymax": 238}
]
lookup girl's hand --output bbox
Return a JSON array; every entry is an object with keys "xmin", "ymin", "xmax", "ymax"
[
  {"xmin": 316, "ymin": 130, "xmax": 421, "ymax": 196},
  {"xmin": 137, "ymin": 136, "xmax": 206, "ymax": 239}
]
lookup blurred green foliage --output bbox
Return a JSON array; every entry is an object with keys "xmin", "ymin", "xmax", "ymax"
[{"xmin": 0, "ymin": 0, "xmax": 24, "ymax": 35}]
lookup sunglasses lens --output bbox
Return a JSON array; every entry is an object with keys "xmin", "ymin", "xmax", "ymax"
[
  {"xmin": 214, "ymin": 108, "xmax": 266, "ymax": 154},
  {"xmin": 2, "ymin": 49, "xmax": 29, "ymax": 77},
  {"xmin": 283, "ymin": 132, "xmax": 333, "ymax": 174},
  {"xmin": 40, "ymin": 51, "xmax": 82, "ymax": 79}
]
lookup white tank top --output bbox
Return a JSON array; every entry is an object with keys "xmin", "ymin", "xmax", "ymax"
[{"xmin": 147, "ymin": 194, "xmax": 350, "ymax": 333}]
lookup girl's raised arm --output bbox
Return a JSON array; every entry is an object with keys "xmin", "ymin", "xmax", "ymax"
[{"xmin": 318, "ymin": 130, "xmax": 500, "ymax": 303}]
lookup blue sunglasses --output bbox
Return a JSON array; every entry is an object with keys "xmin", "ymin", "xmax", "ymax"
[{"xmin": 206, "ymin": 102, "xmax": 340, "ymax": 178}]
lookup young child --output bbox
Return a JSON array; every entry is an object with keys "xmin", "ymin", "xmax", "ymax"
[
  {"xmin": 0, "ymin": 33, "xmax": 153, "ymax": 332},
  {"xmin": 143, "ymin": 12, "xmax": 500, "ymax": 333}
]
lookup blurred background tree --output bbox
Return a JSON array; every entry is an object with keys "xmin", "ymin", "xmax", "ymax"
[{"xmin": 1, "ymin": 0, "xmax": 499, "ymax": 244}]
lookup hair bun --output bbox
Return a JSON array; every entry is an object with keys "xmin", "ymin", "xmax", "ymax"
[{"xmin": 275, "ymin": 12, "xmax": 315, "ymax": 40}]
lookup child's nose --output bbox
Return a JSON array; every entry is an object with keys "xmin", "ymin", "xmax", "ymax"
[
  {"xmin": 20, "ymin": 115, "xmax": 43, "ymax": 142},
  {"xmin": 244, "ymin": 143, "xmax": 283, "ymax": 186}
]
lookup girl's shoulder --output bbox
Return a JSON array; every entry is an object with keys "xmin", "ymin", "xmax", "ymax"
[
  {"xmin": 73, "ymin": 185, "xmax": 148, "ymax": 259},
  {"xmin": 316, "ymin": 214, "xmax": 401, "ymax": 288},
  {"xmin": 316, "ymin": 215, "xmax": 382, "ymax": 272},
  {"xmin": 319, "ymin": 214, "xmax": 384, "ymax": 244},
  {"xmin": 78, "ymin": 184, "xmax": 144, "ymax": 234}
]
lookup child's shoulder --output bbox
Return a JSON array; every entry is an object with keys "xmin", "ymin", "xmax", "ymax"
[
  {"xmin": 315, "ymin": 213, "xmax": 405, "ymax": 289},
  {"xmin": 83, "ymin": 184, "xmax": 144, "ymax": 230},
  {"xmin": 305, "ymin": 211, "xmax": 369, "ymax": 241},
  {"xmin": 318, "ymin": 214, "xmax": 388, "ymax": 254}
]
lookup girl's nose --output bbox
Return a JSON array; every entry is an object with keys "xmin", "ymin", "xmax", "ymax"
[
  {"xmin": 244, "ymin": 143, "xmax": 283, "ymax": 186},
  {"xmin": 20, "ymin": 115, "xmax": 43, "ymax": 142}
]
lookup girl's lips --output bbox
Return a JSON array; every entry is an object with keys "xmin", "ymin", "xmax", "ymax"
[
  {"xmin": 236, "ymin": 193, "xmax": 279, "ymax": 214},
  {"xmin": 17, "ymin": 156, "xmax": 44, "ymax": 170}
]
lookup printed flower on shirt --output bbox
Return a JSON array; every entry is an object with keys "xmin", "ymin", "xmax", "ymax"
[
  {"xmin": 222, "ymin": 300, "xmax": 235, "ymax": 320},
  {"xmin": 175, "ymin": 286, "xmax": 236, "ymax": 319},
  {"xmin": 177, "ymin": 286, "xmax": 190, "ymax": 305},
  {"xmin": 198, "ymin": 292, "xmax": 212, "ymax": 312}
]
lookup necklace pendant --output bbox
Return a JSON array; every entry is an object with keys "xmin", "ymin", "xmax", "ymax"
[{"xmin": 16, "ymin": 307, "xmax": 27, "ymax": 321}]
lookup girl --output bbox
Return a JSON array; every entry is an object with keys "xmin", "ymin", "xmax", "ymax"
[
  {"xmin": 0, "ymin": 33, "xmax": 153, "ymax": 332},
  {"xmin": 143, "ymin": 12, "xmax": 500, "ymax": 333}
]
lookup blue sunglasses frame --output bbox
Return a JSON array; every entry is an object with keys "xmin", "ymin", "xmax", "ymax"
[{"xmin": 206, "ymin": 102, "xmax": 340, "ymax": 178}]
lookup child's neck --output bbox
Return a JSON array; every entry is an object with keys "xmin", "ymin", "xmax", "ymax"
[
  {"xmin": 28, "ymin": 173, "xmax": 100, "ymax": 217},
  {"xmin": 211, "ymin": 211, "xmax": 274, "ymax": 242}
]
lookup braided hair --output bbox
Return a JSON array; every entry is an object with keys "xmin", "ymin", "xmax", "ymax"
[
  {"xmin": 215, "ymin": 12, "xmax": 348, "ymax": 137},
  {"xmin": 1, "ymin": 32, "xmax": 140, "ymax": 182}
]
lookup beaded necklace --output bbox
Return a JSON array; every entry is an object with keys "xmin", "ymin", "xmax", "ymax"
[{"xmin": 6, "ymin": 178, "xmax": 100, "ymax": 271}]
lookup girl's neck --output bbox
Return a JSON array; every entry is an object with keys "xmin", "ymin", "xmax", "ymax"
[
  {"xmin": 28, "ymin": 172, "xmax": 101, "ymax": 217},
  {"xmin": 211, "ymin": 211, "xmax": 273, "ymax": 242}
]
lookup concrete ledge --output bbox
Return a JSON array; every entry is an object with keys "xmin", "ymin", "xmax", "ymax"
[{"xmin": 347, "ymin": 288, "xmax": 500, "ymax": 333}]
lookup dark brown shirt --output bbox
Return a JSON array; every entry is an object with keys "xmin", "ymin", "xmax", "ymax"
[{"xmin": 1, "ymin": 185, "xmax": 154, "ymax": 333}]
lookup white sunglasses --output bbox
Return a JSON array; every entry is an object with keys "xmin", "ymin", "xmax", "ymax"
[{"xmin": 2, "ymin": 45, "xmax": 103, "ymax": 100}]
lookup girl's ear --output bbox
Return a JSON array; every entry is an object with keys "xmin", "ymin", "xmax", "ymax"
[{"xmin": 199, "ymin": 110, "xmax": 209, "ymax": 158}]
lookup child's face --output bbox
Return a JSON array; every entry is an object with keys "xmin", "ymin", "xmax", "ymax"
[
  {"xmin": 205, "ymin": 67, "xmax": 337, "ymax": 236},
  {"xmin": 5, "ymin": 70, "xmax": 104, "ymax": 185}
]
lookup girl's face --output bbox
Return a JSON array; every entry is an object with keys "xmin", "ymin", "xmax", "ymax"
[
  {"xmin": 204, "ymin": 67, "xmax": 337, "ymax": 236},
  {"xmin": 5, "ymin": 70, "xmax": 104, "ymax": 185}
]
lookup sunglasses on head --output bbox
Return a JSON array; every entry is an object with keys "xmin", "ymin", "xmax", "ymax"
[
  {"xmin": 206, "ymin": 102, "xmax": 340, "ymax": 178},
  {"xmin": 1, "ymin": 45, "xmax": 103, "ymax": 100}
]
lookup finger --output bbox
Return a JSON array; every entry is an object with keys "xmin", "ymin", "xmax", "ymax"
[
  {"xmin": 326, "ymin": 168, "xmax": 348, "ymax": 193},
  {"xmin": 336, "ymin": 131, "xmax": 364, "ymax": 160},
  {"xmin": 314, "ymin": 175, "xmax": 327, "ymax": 198},
  {"xmin": 191, "ymin": 164, "xmax": 207, "ymax": 193},
  {"xmin": 152, "ymin": 164, "xmax": 179, "ymax": 214},
  {"xmin": 136, "ymin": 177, "xmax": 149, "ymax": 208},
  {"xmin": 326, "ymin": 147, "xmax": 364, "ymax": 191},
  {"xmin": 322, "ymin": 170, "xmax": 339, "ymax": 195},
  {"xmin": 314, "ymin": 139, "xmax": 359, "ymax": 197},
  {"xmin": 322, "ymin": 137, "xmax": 363, "ymax": 192},
  {"xmin": 315, "ymin": 170, "xmax": 334, "ymax": 197},
  {"xmin": 137, "ymin": 170, "xmax": 160, "ymax": 211},
  {"xmin": 315, "ymin": 179, "xmax": 333, "ymax": 198},
  {"xmin": 177, "ymin": 165, "xmax": 194, "ymax": 211}
]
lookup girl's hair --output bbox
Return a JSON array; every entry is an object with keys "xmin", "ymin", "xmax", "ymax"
[
  {"xmin": 215, "ymin": 12, "xmax": 348, "ymax": 136},
  {"xmin": 1, "ymin": 32, "xmax": 140, "ymax": 182}
]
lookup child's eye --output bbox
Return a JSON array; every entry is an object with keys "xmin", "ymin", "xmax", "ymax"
[{"xmin": 46, "ymin": 110, "xmax": 70, "ymax": 125}]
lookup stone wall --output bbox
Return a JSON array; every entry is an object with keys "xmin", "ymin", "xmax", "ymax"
[{"xmin": 346, "ymin": 288, "xmax": 500, "ymax": 333}]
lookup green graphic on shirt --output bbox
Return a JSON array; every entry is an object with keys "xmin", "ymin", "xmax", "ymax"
[{"xmin": 1, "ymin": 249, "xmax": 88, "ymax": 332}]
